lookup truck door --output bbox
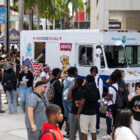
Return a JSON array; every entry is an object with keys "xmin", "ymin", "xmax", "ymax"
[{"xmin": 75, "ymin": 44, "xmax": 94, "ymax": 78}]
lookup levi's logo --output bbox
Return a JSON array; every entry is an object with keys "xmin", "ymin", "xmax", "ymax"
[{"xmin": 60, "ymin": 43, "xmax": 72, "ymax": 51}]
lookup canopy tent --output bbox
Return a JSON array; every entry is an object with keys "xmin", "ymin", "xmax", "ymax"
[{"xmin": 0, "ymin": 28, "xmax": 20, "ymax": 44}]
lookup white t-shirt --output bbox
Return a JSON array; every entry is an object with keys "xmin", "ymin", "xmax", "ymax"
[
  {"xmin": 95, "ymin": 75, "xmax": 103, "ymax": 99},
  {"xmin": 108, "ymin": 83, "xmax": 118, "ymax": 106},
  {"xmin": 40, "ymin": 71, "xmax": 50, "ymax": 92},
  {"xmin": 114, "ymin": 127, "xmax": 137, "ymax": 140}
]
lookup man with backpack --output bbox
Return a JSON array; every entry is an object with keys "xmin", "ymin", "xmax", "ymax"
[
  {"xmin": 48, "ymin": 68, "xmax": 64, "ymax": 129},
  {"xmin": 2, "ymin": 65, "xmax": 17, "ymax": 114},
  {"xmin": 114, "ymin": 69, "xmax": 128, "ymax": 109},
  {"xmin": 90, "ymin": 66, "xmax": 103, "ymax": 134},
  {"xmin": 25, "ymin": 81, "xmax": 48, "ymax": 140},
  {"xmin": 41, "ymin": 104, "xmax": 63, "ymax": 140},
  {"xmin": 102, "ymin": 72, "xmax": 118, "ymax": 140}
]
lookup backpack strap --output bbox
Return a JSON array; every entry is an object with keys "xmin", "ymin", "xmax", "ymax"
[
  {"xmin": 33, "ymin": 92, "xmax": 47, "ymax": 107},
  {"xmin": 110, "ymin": 85, "xmax": 118, "ymax": 104},
  {"xmin": 40, "ymin": 129, "xmax": 56, "ymax": 140},
  {"xmin": 97, "ymin": 77, "xmax": 100, "ymax": 87},
  {"xmin": 110, "ymin": 86, "xmax": 118, "ymax": 94}
]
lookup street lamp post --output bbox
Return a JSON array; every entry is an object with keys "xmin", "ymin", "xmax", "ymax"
[{"xmin": 5, "ymin": 0, "xmax": 10, "ymax": 56}]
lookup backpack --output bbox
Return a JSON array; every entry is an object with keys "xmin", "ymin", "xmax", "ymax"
[
  {"xmin": 111, "ymin": 86, "xmax": 124, "ymax": 109},
  {"xmin": 46, "ymin": 80, "xmax": 57, "ymax": 101},
  {"xmin": 39, "ymin": 129, "xmax": 56, "ymax": 140},
  {"xmin": 5, "ymin": 79, "xmax": 13, "ymax": 91},
  {"xmin": 4, "ymin": 73, "xmax": 13, "ymax": 91}
]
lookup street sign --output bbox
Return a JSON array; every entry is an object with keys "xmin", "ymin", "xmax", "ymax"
[{"xmin": 0, "ymin": 7, "xmax": 6, "ymax": 24}]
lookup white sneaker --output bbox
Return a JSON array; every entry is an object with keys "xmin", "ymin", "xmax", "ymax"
[{"xmin": 101, "ymin": 135, "xmax": 111, "ymax": 140}]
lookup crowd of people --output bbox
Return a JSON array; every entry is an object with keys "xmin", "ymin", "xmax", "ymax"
[{"xmin": 0, "ymin": 48, "xmax": 140, "ymax": 140}]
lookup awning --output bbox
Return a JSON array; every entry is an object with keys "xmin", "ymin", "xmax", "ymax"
[{"xmin": 0, "ymin": 28, "xmax": 20, "ymax": 44}]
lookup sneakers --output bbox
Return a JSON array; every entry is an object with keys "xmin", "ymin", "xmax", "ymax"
[
  {"xmin": 96, "ymin": 129, "xmax": 100, "ymax": 134},
  {"xmin": 102, "ymin": 135, "xmax": 111, "ymax": 140}
]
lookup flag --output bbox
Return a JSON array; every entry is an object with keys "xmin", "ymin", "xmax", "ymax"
[
  {"xmin": 22, "ymin": 57, "xmax": 33, "ymax": 71},
  {"xmin": 30, "ymin": 59, "xmax": 43, "ymax": 78}
]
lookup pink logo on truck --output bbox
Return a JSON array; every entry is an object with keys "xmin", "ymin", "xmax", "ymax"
[{"xmin": 60, "ymin": 43, "xmax": 72, "ymax": 51}]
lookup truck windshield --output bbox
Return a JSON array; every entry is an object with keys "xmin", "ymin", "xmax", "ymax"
[
  {"xmin": 126, "ymin": 45, "xmax": 140, "ymax": 67},
  {"xmin": 104, "ymin": 45, "xmax": 127, "ymax": 68}
]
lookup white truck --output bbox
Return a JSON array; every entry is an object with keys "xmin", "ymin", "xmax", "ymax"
[{"xmin": 20, "ymin": 30, "xmax": 140, "ymax": 95}]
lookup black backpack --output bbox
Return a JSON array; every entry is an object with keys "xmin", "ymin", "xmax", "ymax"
[
  {"xmin": 111, "ymin": 86, "xmax": 124, "ymax": 109},
  {"xmin": 39, "ymin": 129, "xmax": 56, "ymax": 140},
  {"xmin": 4, "ymin": 73, "xmax": 13, "ymax": 91}
]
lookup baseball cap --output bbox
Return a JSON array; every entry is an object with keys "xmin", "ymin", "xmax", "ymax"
[
  {"xmin": 34, "ymin": 81, "xmax": 46, "ymax": 88},
  {"xmin": 42, "ymin": 64, "xmax": 49, "ymax": 69}
]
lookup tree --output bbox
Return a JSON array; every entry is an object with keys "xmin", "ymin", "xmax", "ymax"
[
  {"xmin": 19, "ymin": 0, "xmax": 24, "ymax": 31},
  {"xmin": 68, "ymin": 0, "xmax": 84, "ymax": 28}
]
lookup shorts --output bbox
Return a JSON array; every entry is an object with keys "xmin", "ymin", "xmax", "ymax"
[
  {"xmin": 63, "ymin": 100, "xmax": 72, "ymax": 118},
  {"xmin": 80, "ymin": 114, "xmax": 96, "ymax": 134}
]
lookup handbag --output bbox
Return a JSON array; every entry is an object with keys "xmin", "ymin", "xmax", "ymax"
[{"xmin": 98, "ymin": 98, "xmax": 108, "ymax": 115}]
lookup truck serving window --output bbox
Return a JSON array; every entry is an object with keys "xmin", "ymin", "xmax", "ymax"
[
  {"xmin": 79, "ymin": 45, "xmax": 93, "ymax": 66},
  {"xmin": 126, "ymin": 45, "xmax": 140, "ymax": 67},
  {"xmin": 104, "ymin": 45, "xmax": 127, "ymax": 68}
]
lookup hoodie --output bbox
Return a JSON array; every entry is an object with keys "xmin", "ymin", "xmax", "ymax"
[{"xmin": 41, "ymin": 122, "xmax": 63, "ymax": 140}]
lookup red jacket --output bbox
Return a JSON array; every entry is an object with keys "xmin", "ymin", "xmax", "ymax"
[{"xmin": 41, "ymin": 122, "xmax": 63, "ymax": 140}]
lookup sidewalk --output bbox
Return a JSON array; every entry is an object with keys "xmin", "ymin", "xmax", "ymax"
[{"xmin": 0, "ymin": 93, "xmax": 107, "ymax": 140}]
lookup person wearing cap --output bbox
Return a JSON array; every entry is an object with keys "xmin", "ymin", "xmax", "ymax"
[
  {"xmin": 40, "ymin": 64, "xmax": 53, "ymax": 92},
  {"xmin": 19, "ymin": 65, "xmax": 34, "ymax": 112},
  {"xmin": 25, "ymin": 81, "xmax": 49, "ymax": 140}
]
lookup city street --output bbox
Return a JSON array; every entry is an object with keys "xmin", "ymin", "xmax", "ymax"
[{"xmin": 0, "ymin": 92, "xmax": 107, "ymax": 140}]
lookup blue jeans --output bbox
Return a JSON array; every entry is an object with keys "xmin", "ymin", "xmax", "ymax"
[
  {"xmin": 19, "ymin": 85, "xmax": 32, "ymax": 112},
  {"xmin": 7, "ymin": 90, "xmax": 17, "ymax": 114},
  {"xmin": 63, "ymin": 99, "xmax": 72, "ymax": 118}
]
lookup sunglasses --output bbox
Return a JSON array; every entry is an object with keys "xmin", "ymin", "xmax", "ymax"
[{"xmin": 42, "ymin": 85, "xmax": 47, "ymax": 88}]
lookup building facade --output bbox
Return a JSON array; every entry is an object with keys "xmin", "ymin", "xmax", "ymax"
[{"xmin": 90, "ymin": 0, "xmax": 140, "ymax": 30}]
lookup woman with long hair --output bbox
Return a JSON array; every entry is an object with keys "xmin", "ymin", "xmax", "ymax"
[{"xmin": 113, "ymin": 109, "xmax": 137, "ymax": 140}]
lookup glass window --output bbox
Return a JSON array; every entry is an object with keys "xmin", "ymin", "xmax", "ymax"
[
  {"xmin": 96, "ymin": 46, "xmax": 105, "ymax": 68},
  {"xmin": 79, "ymin": 45, "xmax": 93, "ymax": 66},
  {"xmin": 104, "ymin": 45, "xmax": 127, "ymax": 68},
  {"xmin": 126, "ymin": 46, "xmax": 140, "ymax": 67}
]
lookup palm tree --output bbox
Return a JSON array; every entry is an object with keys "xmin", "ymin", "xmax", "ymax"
[
  {"xmin": 68, "ymin": 0, "xmax": 84, "ymax": 28},
  {"xmin": 19, "ymin": 0, "xmax": 24, "ymax": 31}
]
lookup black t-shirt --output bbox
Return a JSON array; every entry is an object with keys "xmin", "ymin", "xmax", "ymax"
[
  {"xmin": 71, "ymin": 88, "xmax": 82, "ymax": 114},
  {"xmin": 81, "ymin": 83, "xmax": 100, "ymax": 115},
  {"xmin": 128, "ymin": 95, "xmax": 140, "ymax": 121},
  {"xmin": 50, "ymin": 78, "xmax": 63, "ymax": 109}
]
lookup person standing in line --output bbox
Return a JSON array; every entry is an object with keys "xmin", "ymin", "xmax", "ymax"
[
  {"xmin": 41, "ymin": 104, "xmax": 63, "ymax": 140},
  {"xmin": 77, "ymin": 75, "xmax": 100, "ymax": 140},
  {"xmin": 0, "ymin": 69, "xmax": 5, "ymax": 113},
  {"xmin": 114, "ymin": 69, "xmax": 128, "ymax": 109},
  {"xmin": 128, "ymin": 84, "xmax": 140, "ymax": 140},
  {"xmin": 40, "ymin": 64, "xmax": 53, "ymax": 92},
  {"xmin": 102, "ymin": 72, "xmax": 118, "ymax": 140},
  {"xmin": 25, "ymin": 81, "xmax": 48, "ymax": 140},
  {"xmin": 19, "ymin": 65, "xmax": 33, "ymax": 112},
  {"xmin": 90, "ymin": 66, "xmax": 103, "ymax": 134},
  {"xmin": 67, "ymin": 78, "xmax": 83, "ymax": 140},
  {"xmin": 2, "ymin": 65, "xmax": 17, "ymax": 114},
  {"xmin": 113, "ymin": 109, "xmax": 137, "ymax": 140},
  {"xmin": 50, "ymin": 68, "xmax": 64, "ymax": 129},
  {"xmin": 62, "ymin": 67, "xmax": 78, "ymax": 137}
]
